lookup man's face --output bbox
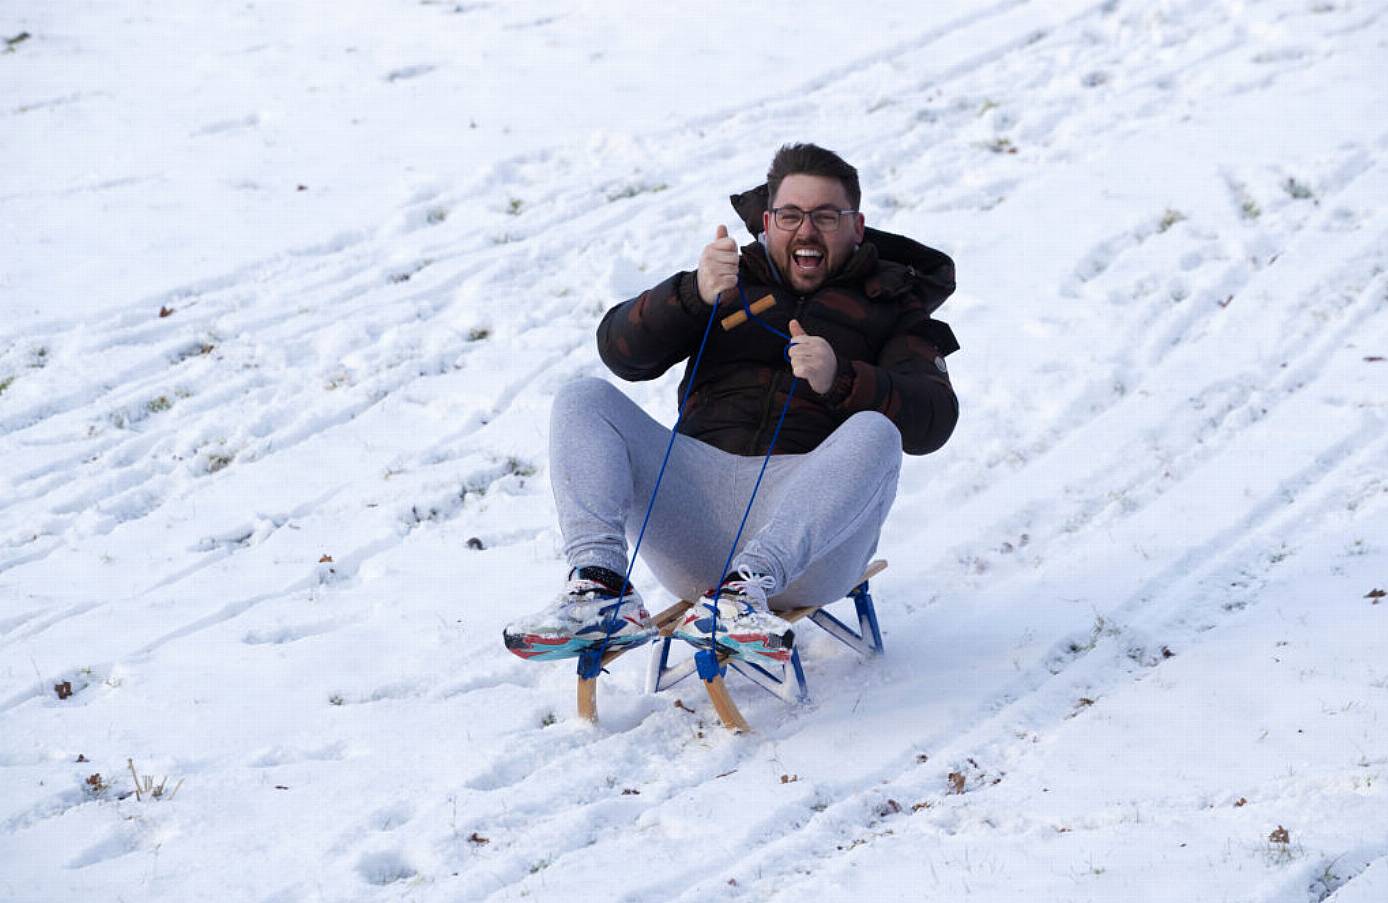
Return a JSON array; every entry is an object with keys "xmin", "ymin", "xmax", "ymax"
[{"xmin": 763, "ymin": 173, "xmax": 865, "ymax": 294}]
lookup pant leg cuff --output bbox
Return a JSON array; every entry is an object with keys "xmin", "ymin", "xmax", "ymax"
[{"xmin": 568, "ymin": 551, "xmax": 629, "ymax": 579}]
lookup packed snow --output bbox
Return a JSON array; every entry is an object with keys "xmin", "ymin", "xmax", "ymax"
[{"xmin": 2, "ymin": 1, "xmax": 1386, "ymax": 901}]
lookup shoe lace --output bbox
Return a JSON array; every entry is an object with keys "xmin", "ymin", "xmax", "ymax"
[{"xmin": 725, "ymin": 566, "xmax": 776, "ymax": 611}]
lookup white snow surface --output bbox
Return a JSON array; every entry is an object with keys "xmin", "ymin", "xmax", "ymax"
[{"xmin": 3, "ymin": 1, "xmax": 1387, "ymax": 901}]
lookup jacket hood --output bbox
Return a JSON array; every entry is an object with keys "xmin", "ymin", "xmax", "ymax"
[{"xmin": 730, "ymin": 183, "xmax": 956, "ymax": 315}]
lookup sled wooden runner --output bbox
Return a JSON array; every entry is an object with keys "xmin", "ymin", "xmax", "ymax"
[
  {"xmin": 578, "ymin": 559, "xmax": 887, "ymax": 731},
  {"xmin": 577, "ymin": 599, "xmax": 692, "ymax": 723}
]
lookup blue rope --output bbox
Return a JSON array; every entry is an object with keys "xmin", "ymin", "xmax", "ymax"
[
  {"xmin": 578, "ymin": 293, "xmax": 723, "ymax": 679},
  {"xmin": 697, "ymin": 283, "xmax": 800, "ymax": 666},
  {"xmin": 737, "ymin": 282, "xmax": 793, "ymax": 357},
  {"xmin": 704, "ymin": 375, "xmax": 798, "ymax": 659}
]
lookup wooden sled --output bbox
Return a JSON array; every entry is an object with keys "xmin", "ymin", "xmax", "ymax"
[{"xmin": 577, "ymin": 559, "xmax": 887, "ymax": 732}]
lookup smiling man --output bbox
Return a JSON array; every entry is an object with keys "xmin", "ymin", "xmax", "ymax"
[
  {"xmin": 504, "ymin": 143, "xmax": 960, "ymax": 665},
  {"xmin": 745, "ymin": 159, "xmax": 866, "ymax": 297}
]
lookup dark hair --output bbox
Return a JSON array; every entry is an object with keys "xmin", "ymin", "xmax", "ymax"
[{"xmin": 767, "ymin": 143, "xmax": 861, "ymax": 209}]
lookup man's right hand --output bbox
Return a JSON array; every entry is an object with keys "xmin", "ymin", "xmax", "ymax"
[{"xmin": 696, "ymin": 224, "xmax": 740, "ymax": 305}]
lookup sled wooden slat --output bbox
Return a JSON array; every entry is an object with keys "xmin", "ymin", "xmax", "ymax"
[{"xmin": 777, "ymin": 559, "xmax": 887, "ymax": 625}]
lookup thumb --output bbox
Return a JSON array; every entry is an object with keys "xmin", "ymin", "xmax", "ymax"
[
  {"xmin": 715, "ymin": 224, "xmax": 729, "ymax": 241},
  {"xmin": 788, "ymin": 319, "xmax": 806, "ymax": 338}
]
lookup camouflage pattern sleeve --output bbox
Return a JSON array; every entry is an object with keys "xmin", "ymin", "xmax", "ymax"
[
  {"xmin": 596, "ymin": 272, "xmax": 710, "ymax": 381},
  {"xmin": 827, "ymin": 297, "xmax": 959, "ymax": 455}
]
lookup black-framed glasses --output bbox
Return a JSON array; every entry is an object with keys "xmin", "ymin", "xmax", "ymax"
[{"xmin": 770, "ymin": 205, "xmax": 858, "ymax": 232}]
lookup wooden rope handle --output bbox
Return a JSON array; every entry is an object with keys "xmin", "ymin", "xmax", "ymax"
[{"xmin": 719, "ymin": 294, "xmax": 776, "ymax": 331}]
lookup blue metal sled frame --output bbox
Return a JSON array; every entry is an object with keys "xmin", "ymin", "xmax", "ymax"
[{"xmin": 647, "ymin": 559, "xmax": 887, "ymax": 706}]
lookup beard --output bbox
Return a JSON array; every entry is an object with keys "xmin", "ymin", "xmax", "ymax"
[{"xmin": 780, "ymin": 238, "xmax": 834, "ymax": 293}]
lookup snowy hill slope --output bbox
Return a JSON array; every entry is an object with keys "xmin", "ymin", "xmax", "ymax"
[{"xmin": 2, "ymin": 1, "xmax": 1386, "ymax": 901}]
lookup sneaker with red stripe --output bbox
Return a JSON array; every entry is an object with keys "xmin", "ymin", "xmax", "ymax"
[
  {"xmin": 672, "ymin": 568, "xmax": 794, "ymax": 664},
  {"xmin": 503, "ymin": 567, "xmax": 656, "ymax": 661}
]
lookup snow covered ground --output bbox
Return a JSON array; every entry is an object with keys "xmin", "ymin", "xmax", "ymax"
[{"xmin": 2, "ymin": 1, "xmax": 1386, "ymax": 900}]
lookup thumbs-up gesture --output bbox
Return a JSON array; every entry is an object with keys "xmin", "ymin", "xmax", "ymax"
[
  {"xmin": 696, "ymin": 224, "xmax": 740, "ymax": 305},
  {"xmin": 788, "ymin": 319, "xmax": 837, "ymax": 393}
]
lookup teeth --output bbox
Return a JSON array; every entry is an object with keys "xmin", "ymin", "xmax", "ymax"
[{"xmin": 793, "ymin": 249, "xmax": 823, "ymax": 258}]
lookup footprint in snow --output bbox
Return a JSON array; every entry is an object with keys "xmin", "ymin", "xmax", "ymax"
[
  {"xmin": 357, "ymin": 849, "xmax": 417, "ymax": 886},
  {"xmin": 241, "ymin": 619, "xmax": 341, "ymax": 646},
  {"xmin": 67, "ymin": 826, "xmax": 140, "ymax": 870}
]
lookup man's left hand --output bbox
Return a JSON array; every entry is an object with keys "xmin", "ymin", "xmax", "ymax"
[{"xmin": 787, "ymin": 319, "xmax": 837, "ymax": 394}]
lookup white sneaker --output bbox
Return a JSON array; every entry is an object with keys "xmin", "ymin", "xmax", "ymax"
[
  {"xmin": 672, "ymin": 568, "xmax": 794, "ymax": 663},
  {"xmin": 503, "ymin": 567, "xmax": 656, "ymax": 661}
]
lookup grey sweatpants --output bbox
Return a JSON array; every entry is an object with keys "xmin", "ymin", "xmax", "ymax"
[{"xmin": 549, "ymin": 377, "xmax": 902, "ymax": 610}]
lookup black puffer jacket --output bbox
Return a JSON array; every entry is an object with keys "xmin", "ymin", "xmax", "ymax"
[{"xmin": 597, "ymin": 189, "xmax": 960, "ymax": 457}]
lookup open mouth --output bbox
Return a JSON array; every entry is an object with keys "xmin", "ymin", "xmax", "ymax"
[{"xmin": 791, "ymin": 246, "xmax": 825, "ymax": 274}]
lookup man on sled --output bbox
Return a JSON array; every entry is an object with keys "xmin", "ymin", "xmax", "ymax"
[{"xmin": 505, "ymin": 143, "xmax": 960, "ymax": 668}]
